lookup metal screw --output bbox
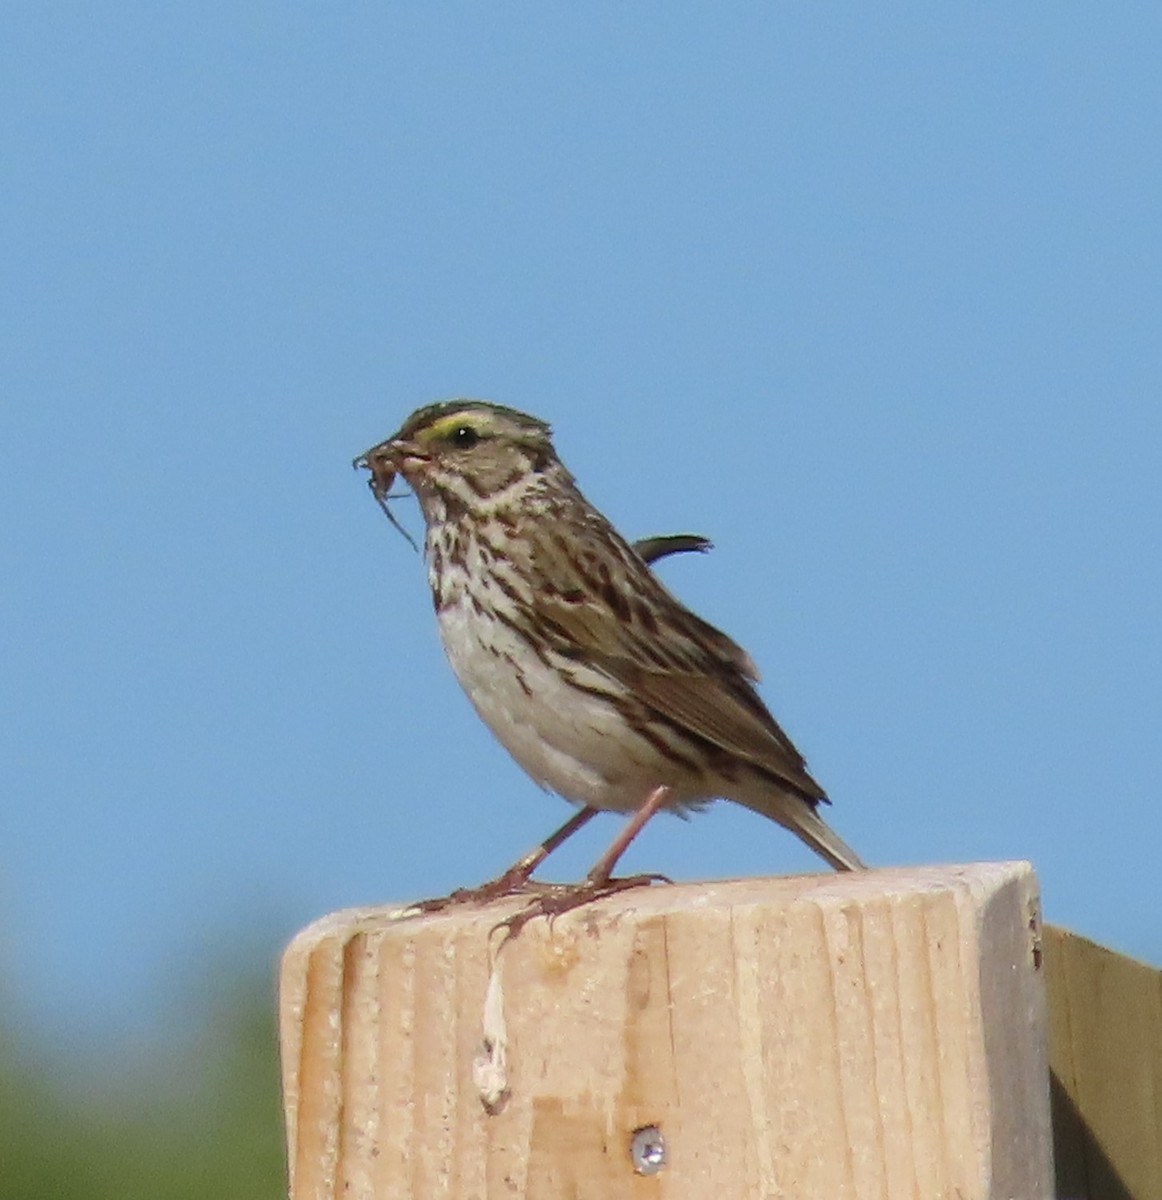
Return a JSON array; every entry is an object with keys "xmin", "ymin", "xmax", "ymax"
[{"xmin": 630, "ymin": 1125, "xmax": 666, "ymax": 1175}]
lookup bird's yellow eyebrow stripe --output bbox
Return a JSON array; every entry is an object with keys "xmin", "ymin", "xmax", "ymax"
[{"xmin": 421, "ymin": 413, "xmax": 482, "ymax": 443}]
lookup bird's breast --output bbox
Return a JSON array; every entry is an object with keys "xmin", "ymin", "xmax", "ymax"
[{"xmin": 434, "ymin": 586, "xmax": 685, "ymax": 813}]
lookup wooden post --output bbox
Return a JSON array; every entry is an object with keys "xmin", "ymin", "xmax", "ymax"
[
  {"xmin": 1045, "ymin": 926, "xmax": 1162, "ymax": 1200},
  {"xmin": 280, "ymin": 863, "xmax": 1050, "ymax": 1199}
]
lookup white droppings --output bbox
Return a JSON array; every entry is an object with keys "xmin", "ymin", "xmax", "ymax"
[{"xmin": 473, "ymin": 952, "xmax": 510, "ymax": 1114}]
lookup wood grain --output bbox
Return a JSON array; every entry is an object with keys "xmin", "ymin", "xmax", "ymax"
[
  {"xmin": 280, "ymin": 864, "xmax": 1050, "ymax": 1199},
  {"xmin": 1046, "ymin": 925, "xmax": 1162, "ymax": 1200}
]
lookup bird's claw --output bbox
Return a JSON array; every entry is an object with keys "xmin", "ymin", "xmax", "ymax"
[
  {"xmin": 493, "ymin": 872, "xmax": 671, "ymax": 942},
  {"xmin": 404, "ymin": 870, "xmax": 551, "ymax": 915}
]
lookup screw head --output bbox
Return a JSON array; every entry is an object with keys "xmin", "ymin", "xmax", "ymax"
[{"xmin": 630, "ymin": 1125, "xmax": 666, "ymax": 1175}]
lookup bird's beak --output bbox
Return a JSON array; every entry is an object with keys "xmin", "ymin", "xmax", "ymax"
[
  {"xmin": 353, "ymin": 436, "xmax": 406, "ymax": 471},
  {"xmin": 353, "ymin": 435, "xmax": 425, "ymax": 550},
  {"xmin": 353, "ymin": 436, "xmax": 429, "ymax": 486}
]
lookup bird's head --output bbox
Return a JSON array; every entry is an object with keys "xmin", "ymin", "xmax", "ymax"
[{"xmin": 355, "ymin": 400, "xmax": 561, "ymax": 536}]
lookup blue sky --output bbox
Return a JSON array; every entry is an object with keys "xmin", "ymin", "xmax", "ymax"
[{"xmin": 3, "ymin": 5, "xmax": 1161, "ymax": 1041}]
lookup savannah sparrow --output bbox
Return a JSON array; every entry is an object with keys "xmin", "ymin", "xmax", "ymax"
[{"xmin": 355, "ymin": 399, "xmax": 864, "ymax": 904}]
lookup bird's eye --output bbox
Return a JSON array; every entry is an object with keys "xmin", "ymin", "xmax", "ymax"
[{"xmin": 450, "ymin": 425, "xmax": 480, "ymax": 448}]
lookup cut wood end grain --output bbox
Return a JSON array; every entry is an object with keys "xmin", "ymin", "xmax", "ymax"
[{"xmin": 280, "ymin": 863, "xmax": 1051, "ymax": 1200}]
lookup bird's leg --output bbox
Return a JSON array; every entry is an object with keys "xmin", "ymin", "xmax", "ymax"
[
  {"xmin": 583, "ymin": 784, "xmax": 673, "ymax": 885},
  {"xmin": 487, "ymin": 806, "xmax": 599, "ymax": 892},
  {"xmin": 497, "ymin": 786, "xmax": 674, "ymax": 939},
  {"xmin": 406, "ymin": 807, "xmax": 599, "ymax": 913}
]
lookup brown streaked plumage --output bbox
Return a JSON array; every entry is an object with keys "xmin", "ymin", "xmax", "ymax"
[{"xmin": 355, "ymin": 399, "xmax": 864, "ymax": 893}]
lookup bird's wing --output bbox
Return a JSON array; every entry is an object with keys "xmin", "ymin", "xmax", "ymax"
[{"xmin": 530, "ymin": 523, "xmax": 826, "ymax": 801}]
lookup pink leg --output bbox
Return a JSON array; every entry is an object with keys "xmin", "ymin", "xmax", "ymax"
[
  {"xmin": 584, "ymin": 785, "xmax": 673, "ymax": 885},
  {"xmin": 497, "ymin": 786, "xmax": 675, "ymax": 939},
  {"xmin": 493, "ymin": 806, "xmax": 599, "ymax": 889},
  {"xmin": 409, "ymin": 807, "xmax": 600, "ymax": 914}
]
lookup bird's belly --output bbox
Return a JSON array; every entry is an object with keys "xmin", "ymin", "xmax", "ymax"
[{"xmin": 437, "ymin": 601, "xmax": 672, "ymax": 812}]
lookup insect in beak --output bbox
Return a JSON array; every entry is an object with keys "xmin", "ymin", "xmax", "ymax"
[{"xmin": 353, "ymin": 443, "xmax": 420, "ymax": 552}]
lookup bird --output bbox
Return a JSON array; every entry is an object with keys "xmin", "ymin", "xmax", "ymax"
[{"xmin": 354, "ymin": 399, "xmax": 864, "ymax": 913}]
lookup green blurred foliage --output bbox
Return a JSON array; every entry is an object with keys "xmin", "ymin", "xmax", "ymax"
[{"xmin": 0, "ymin": 973, "xmax": 286, "ymax": 1200}]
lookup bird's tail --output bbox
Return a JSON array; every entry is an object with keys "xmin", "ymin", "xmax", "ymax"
[{"xmin": 736, "ymin": 787, "xmax": 867, "ymax": 872}]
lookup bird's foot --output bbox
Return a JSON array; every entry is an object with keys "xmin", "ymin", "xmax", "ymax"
[
  {"xmin": 403, "ymin": 867, "xmax": 555, "ymax": 916},
  {"xmin": 495, "ymin": 872, "xmax": 671, "ymax": 941}
]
